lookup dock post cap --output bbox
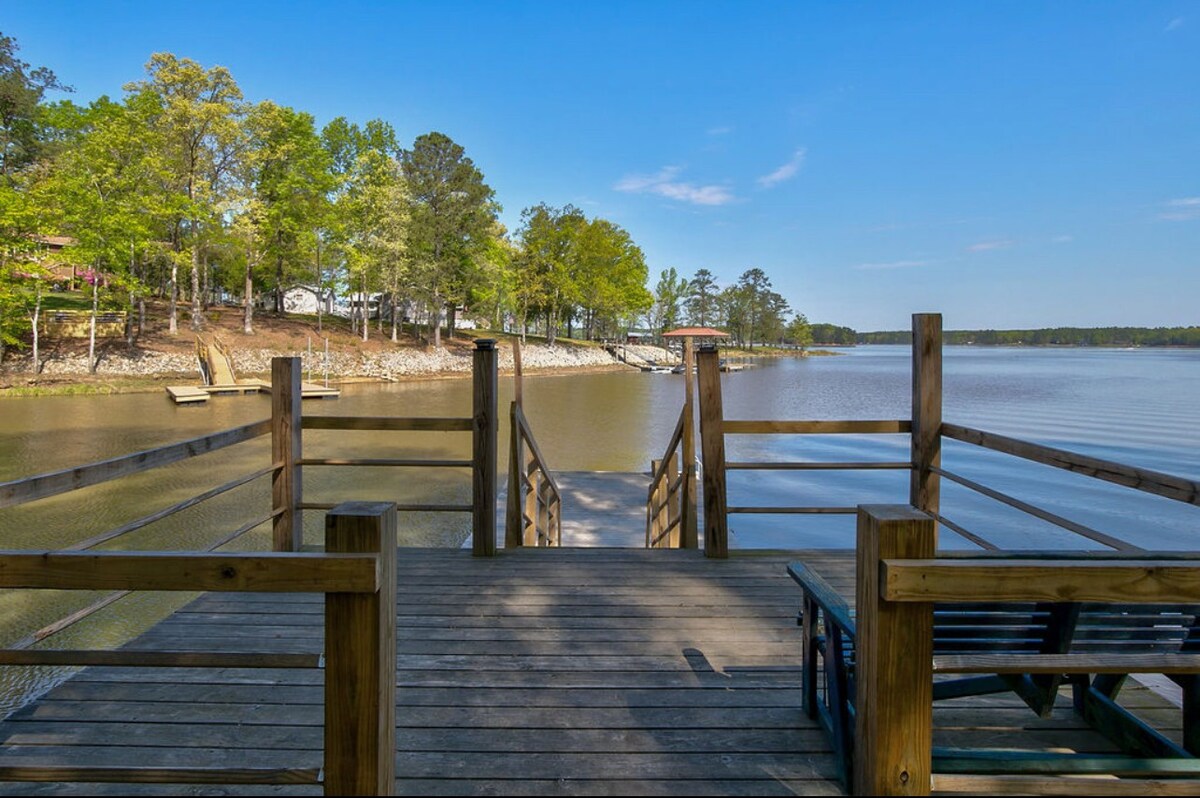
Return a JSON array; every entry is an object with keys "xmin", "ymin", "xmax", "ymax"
[
  {"xmin": 474, "ymin": 339, "xmax": 497, "ymax": 351},
  {"xmin": 698, "ymin": 343, "xmax": 719, "ymax": 353}
]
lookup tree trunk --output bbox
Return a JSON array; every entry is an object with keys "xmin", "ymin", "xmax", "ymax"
[
  {"xmin": 275, "ymin": 249, "xmax": 284, "ymax": 314},
  {"xmin": 361, "ymin": 272, "xmax": 368, "ymax": 342},
  {"xmin": 29, "ymin": 283, "xmax": 41, "ymax": 376},
  {"xmin": 190, "ymin": 241, "xmax": 203, "ymax": 331},
  {"xmin": 315, "ymin": 241, "xmax": 323, "ymax": 334},
  {"xmin": 169, "ymin": 258, "xmax": 178, "ymax": 335},
  {"xmin": 201, "ymin": 257, "xmax": 210, "ymax": 310},
  {"xmin": 89, "ymin": 278, "xmax": 98, "ymax": 374},
  {"xmin": 448, "ymin": 305, "xmax": 456, "ymax": 340},
  {"xmin": 244, "ymin": 250, "xmax": 254, "ymax": 334},
  {"xmin": 432, "ymin": 290, "xmax": 442, "ymax": 349},
  {"xmin": 390, "ymin": 289, "xmax": 399, "ymax": 342}
]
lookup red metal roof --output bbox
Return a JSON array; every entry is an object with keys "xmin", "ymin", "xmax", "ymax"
[{"xmin": 662, "ymin": 326, "xmax": 730, "ymax": 337}]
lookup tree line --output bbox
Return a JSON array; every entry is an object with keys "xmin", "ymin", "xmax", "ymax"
[
  {"xmin": 0, "ymin": 34, "xmax": 817, "ymax": 368},
  {"xmin": 858, "ymin": 327, "xmax": 1200, "ymax": 347}
]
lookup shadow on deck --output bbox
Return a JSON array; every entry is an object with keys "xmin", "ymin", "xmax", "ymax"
[{"xmin": 0, "ymin": 548, "xmax": 1182, "ymax": 795}]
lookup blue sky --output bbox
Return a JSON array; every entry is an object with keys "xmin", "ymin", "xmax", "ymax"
[{"xmin": 4, "ymin": 1, "xmax": 1197, "ymax": 330}]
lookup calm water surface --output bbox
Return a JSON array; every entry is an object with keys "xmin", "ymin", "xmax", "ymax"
[{"xmin": 0, "ymin": 345, "xmax": 1198, "ymax": 714}]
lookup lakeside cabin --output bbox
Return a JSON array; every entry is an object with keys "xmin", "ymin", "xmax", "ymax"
[{"xmin": 0, "ymin": 314, "xmax": 1199, "ymax": 795}]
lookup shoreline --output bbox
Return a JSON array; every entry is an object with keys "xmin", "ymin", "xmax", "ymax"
[{"xmin": 0, "ymin": 341, "xmax": 838, "ymax": 398}]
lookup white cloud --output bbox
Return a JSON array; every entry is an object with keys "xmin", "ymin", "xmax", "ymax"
[
  {"xmin": 707, "ymin": 126, "xmax": 732, "ymax": 136},
  {"xmin": 1161, "ymin": 197, "xmax": 1200, "ymax": 221},
  {"xmin": 1051, "ymin": 234, "xmax": 1074, "ymax": 243},
  {"xmin": 1166, "ymin": 17, "xmax": 1184, "ymax": 32},
  {"xmin": 966, "ymin": 239, "xmax": 1014, "ymax": 252},
  {"xmin": 613, "ymin": 166, "xmax": 735, "ymax": 206},
  {"xmin": 757, "ymin": 148, "xmax": 807, "ymax": 188},
  {"xmin": 854, "ymin": 260, "xmax": 929, "ymax": 271}
]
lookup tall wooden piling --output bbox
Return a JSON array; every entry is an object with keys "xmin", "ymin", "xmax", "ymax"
[
  {"xmin": 681, "ymin": 337, "xmax": 699, "ymax": 548},
  {"xmin": 910, "ymin": 314, "xmax": 942, "ymax": 521},
  {"xmin": 697, "ymin": 345, "xmax": 728, "ymax": 558},
  {"xmin": 271, "ymin": 356, "xmax": 302, "ymax": 552},
  {"xmin": 473, "ymin": 340, "xmax": 498, "ymax": 556}
]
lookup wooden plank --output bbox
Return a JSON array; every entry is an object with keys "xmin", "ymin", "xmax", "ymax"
[
  {"xmin": 271, "ymin": 357, "xmax": 302, "ymax": 553},
  {"xmin": 933, "ymin": 465, "xmax": 1140, "ymax": 551},
  {"xmin": 0, "ymin": 419, "xmax": 270, "ymax": 510},
  {"xmin": 324, "ymin": 502, "xmax": 396, "ymax": 796},
  {"xmin": 165, "ymin": 385, "xmax": 209, "ymax": 404},
  {"xmin": 697, "ymin": 346, "xmax": 728, "ymax": 558},
  {"xmin": 911, "ymin": 313, "xmax": 941, "ymax": 519},
  {"xmin": 727, "ymin": 461, "xmax": 911, "ymax": 470},
  {"xmin": 472, "ymin": 340, "xmax": 498, "ymax": 557},
  {"xmin": 855, "ymin": 504, "xmax": 935, "ymax": 796},
  {"xmin": 935, "ymin": 653, "xmax": 1200, "ymax": 674},
  {"xmin": 883, "ymin": 559, "xmax": 1200, "ymax": 603},
  {"xmin": 301, "ymin": 416, "xmax": 472, "ymax": 432},
  {"xmin": 297, "ymin": 458, "xmax": 471, "ymax": 468},
  {"xmin": 728, "ymin": 506, "xmax": 858, "ymax": 514},
  {"xmin": 931, "ymin": 774, "xmax": 1200, "ymax": 796},
  {"xmin": 299, "ymin": 502, "xmax": 471, "ymax": 513},
  {"xmin": 0, "ymin": 766, "xmax": 321, "ymax": 785},
  {"xmin": 721, "ymin": 419, "xmax": 912, "ymax": 435},
  {"xmin": 941, "ymin": 422, "xmax": 1200, "ymax": 508},
  {"xmin": 0, "ymin": 551, "xmax": 379, "ymax": 593},
  {"xmin": 66, "ymin": 465, "xmax": 276, "ymax": 552},
  {"xmin": 0, "ymin": 651, "xmax": 320, "ymax": 668}
]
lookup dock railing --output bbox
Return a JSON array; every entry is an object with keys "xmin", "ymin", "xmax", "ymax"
[
  {"xmin": 504, "ymin": 339, "xmax": 562, "ymax": 547},
  {"xmin": 646, "ymin": 337, "xmax": 698, "ymax": 549},
  {"xmin": 0, "ymin": 501, "xmax": 397, "ymax": 795},
  {"xmin": 696, "ymin": 313, "xmax": 1200, "ymax": 556},
  {"xmin": 854, "ymin": 504, "xmax": 1200, "ymax": 795}
]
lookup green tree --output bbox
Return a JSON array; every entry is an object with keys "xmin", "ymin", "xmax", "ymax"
[
  {"xmin": 513, "ymin": 203, "xmax": 585, "ymax": 345},
  {"xmin": 572, "ymin": 217, "xmax": 650, "ymax": 341},
  {"xmin": 0, "ymin": 32, "xmax": 71, "ymax": 182},
  {"xmin": 649, "ymin": 267, "xmax": 688, "ymax": 341},
  {"xmin": 684, "ymin": 268, "xmax": 718, "ymax": 327},
  {"xmin": 786, "ymin": 313, "xmax": 813, "ymax": 350},
  {"xmin": 126, "ymin": 53, "xmax": 246, "ymax": 334},
  {"xmin": 401, "ymin": 132, "xmax": 496, "ymax": 347}
]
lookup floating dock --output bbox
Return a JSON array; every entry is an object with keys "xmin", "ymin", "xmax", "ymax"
[{"xmin": 166, "ymin": 380, "xmax": 340, "ymax": 404}]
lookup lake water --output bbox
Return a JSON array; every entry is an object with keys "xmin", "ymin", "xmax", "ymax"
[{"xmin": 0, "ymin": 345, "xmax": 1198, "ymax": 714}]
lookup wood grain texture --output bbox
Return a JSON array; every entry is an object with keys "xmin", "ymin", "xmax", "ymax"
[
  {"xmin": 696, "ymin": 347, "xmax": 728, "ymax": 558},
  {"xmin": 855, "ymin": 504, "xmax": 936, "ymax": 796},
  {"xmin": 721, "ymin": 419, "xmax": 912, "ymax": 435},
  {"xmin": 301, "ymin": 416, "xmax": 472, "ymax": 431},
  {"xmin": 271, "ymin": 357, "xmax": 302, "ymax": 553},
  {"xmin": 681, "ymin": 337, "xmax": 698, "ymax": 549},
  {"xmin": 472, "ymin": 341, "xmax": 498, "ymax": 557},
  {"xmin": 883, "ymin": 559, "xmax": 1200, "ymax": 603},
  {"xmin": 941, "ymin": 422, "xmax": 1200, "ymax": 508},
  {"xmin": 0, "ymin": 419, "xmax": 271, "ymax": 510},
  {"xmin": 0, "ymin": 551, "xmax": 379, "ymax": 593},
  {"xmin": 324, "ymin": 502, "xmax": 397, "ymax": 796},
  {"xmin": 910, "ymin": 313, "xmax": 942, "ymax": 518}
]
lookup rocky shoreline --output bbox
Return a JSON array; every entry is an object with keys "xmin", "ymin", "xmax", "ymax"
[{"xmin": 0, "ymin": 341, "xmax": 655, "ymax": 384}]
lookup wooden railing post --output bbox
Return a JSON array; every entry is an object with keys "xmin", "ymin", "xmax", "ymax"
[
  {"xmin": 680, "ymin": 337, "xmax": 698, "ymax": 548},
  {"xmin": 473, "ymin": 340, "xmax": 498, "ymax": 557},
  {"xmin": 271, "ymin": 356, "xmax": 302, "ymax": 552},
  {"xmin": 324, "ymin": 501, "xmax": 396, "ymax": 796},
  {"xmin": 697, "ymin": 345, "xmax": 728, "ymax": 557},
  {"xmin": 910, "ymin": 314, "xmax": 942, "ymax": 523},
  {"xmin": 855, "ymin": 504, "xmax": 935, "ymax": 796},
  {"xmin": 505, "ymin": 402, "xmax": 524, "ymax": 548}
]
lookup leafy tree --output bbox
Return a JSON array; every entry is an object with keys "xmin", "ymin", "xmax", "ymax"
[
  {"xmin": 0, "ymin": 32, "xmax": 71, "ymax": 182},
  {"xmin": 401, "ymin": 132, "xmax": 496, "ymax": 347},
  {"xmin": 572, "ymin": 218, "xmax": 650, "ymax": 341},
  {"xmin": 786, "ymin": 312, "xmax": 813, "ymax": 350},
  {"xmin": 126, "ymin": 53, "xmax": 246, "ymax": 333},
  {"xmin": 513, "ymin": 203, "xmax": 585, "ymax": 345},
  {"xmin": 649, "ymin": 267, "xmax": 688, "ymax": 341},
  {"xmin": 684, "ymin": 268, "xmax": 718, "ymax": 327}
]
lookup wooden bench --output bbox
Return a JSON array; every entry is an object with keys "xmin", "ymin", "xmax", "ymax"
[{"xmin": 790, "ymin": 505, "xmax": 1200, "ymax": 795}]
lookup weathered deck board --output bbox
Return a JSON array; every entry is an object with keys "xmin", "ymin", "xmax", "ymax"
[{"xmin": 0, "ymin": 547, "xmax": 1184, "ymax": 795}]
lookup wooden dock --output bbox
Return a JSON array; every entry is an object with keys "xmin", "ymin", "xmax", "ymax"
[
  {"xmin": 0, "ymin": 547, "xmax": 1181, "ymax": 796},
  {"xmin": 165, "ymin": 380, "xmax": 340, "ymax": 404}
]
